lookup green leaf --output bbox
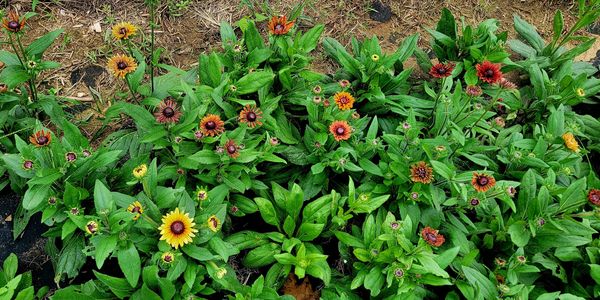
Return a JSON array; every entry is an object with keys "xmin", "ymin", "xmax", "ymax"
[
  {"xmin": 26, "ymin": 29, "xmax": 64, "ymax": 58},
  {"xmin": 91, "ymin": 234, "xmax": 118, "ymax": 269},
  {"xmin": 2, "ymin": 253, "xmax": 18, "ymax": 280},
  {"xmin": 235, "ymin": 71, "xmax": 274, "ymax": 95},
  {"xmin": 297, "ymin": 223, "xmax": 324, "ymax": 241},
  {"xmin": 589, "ymin": 264, "xmax": 600, "ymax": 285},
  {"xmin": 517, "ymin": 169, "xmax": 536, "ymax": 217},
  {"xmin": 558, "ymin": 178, "xmax": 586, "ymax": 213},
  {"xmin": 94, "ymin": 180, "xmax": 115, "ymax": 214},
  {"xmin": 298, "ymin": 24, "xmax": 324, "ymax": 53},
  {"xmin": 243, "ymin": 243, "xmax": 279, "ymax": 268},
  {"xmin": 254, "ymin": 197, "xmax": 279, "ymax": 228},
  {"xmin": 431, "ymin": 160, "xmax": 454, "ymax": 180},
  {"xmin": 22, "ymin": 184, "xmax": 49, "ymax": 210},
  {"xmin": 182, "ymin": 245, "xmax": 215, "ymax": 262},
  {"xmin": 208, "ymin": 237, "xmax": 240, "ymax": 261},
  {"xmin": 508, "ymin": 221, "xmax": 531, "ymax": 247},
  {"xmin": 461, "ymin": 266, "xmax": 497, "ymax": 299},
  {"xmin": 514, "ymin": 15, "xmax": 545, "ymax": 52},
  {"xmin": 552, "ymin": 10, "xmax": 564, "ymax": 45},
  {"xmin": 94, "ymin": 271, "xmax": 134, "ymax": 298},
  {"xmin": 287, "ymin": 184, "xmax": 304, "ymax": 222},
  {"xmin": 358, "ymin": 158, "xmax": 383, "ymax": 177},
  {"xmin": 363, "ymin": 266, "xmax": 384, "ymax": 297},
  {"xmin": 117, "ymin": 243, "xmax": 141, "ymax": 287},
  {"xmin": 334, "ymin": 231, "xmax": 365, "ymax": 248}
]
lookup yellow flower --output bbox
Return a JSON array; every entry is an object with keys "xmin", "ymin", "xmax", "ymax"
[
  {"xmin": 158, "ymin": 208, "xmax": 198, "ymax": 249},
  {"xmin": 576, "ymin": 88, "xmax": 585, "ymax": 97},
  {"xmin": 127, "ymin": 201, "xmax": 144, "ymax": 220},
  {"xmin": 562, "ymin": 132, "xmax": 580, "ymax": 153},
  {"xmin": 112, "ymin": 22, "xmax": 137, "ymax": 40},
  {"xmin": 85, "ymin": 221, "xmax": 99, "ymax": 235},
  {"xmin": 207, "ymin": 215, "xmax": 221, "ymax": 232},
  {"xmin": 161, "ymin": 252, "xmax": 175, "ymax": 264},
  {"xmin": 107, "ymin": 54, "xmax": 137, "ymax": 78},
  {"xmin": 133, "ymin": 164, "xmax": 147, "ymax": 179},
  {"xmin": 216, "ymin": 267, "xmax": 227, "ymax": 279},
  {"xmin": 371, "ymin": 54, "xmax": 380, "ymax": 62}
]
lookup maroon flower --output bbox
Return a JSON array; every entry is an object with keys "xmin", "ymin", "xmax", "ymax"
[
  {"xmin": 476, "ymin": 61, "xmax": 503, "ymax": 84},
  {"xmin": 588, "ymin": 189, "xmax": 600, "ymax": 206},
  {"xmin": 224, "ymin": 139, "xmax": 240, "ymax": 159},
  {"xmin": 65, "ymin": 152, "xmax": 77, "ymax": 163},
  {"xmin": 466, "ymin": 85, "xmax": 482, "ymax": 97},
  {"xmin": 22, "ymin": 160, "xmax": 33, "ymax": 170},
  {"xmin": 429, "ymin": 62, "xmax": 454, "ymax": 78},
  {"xmin": 154, "ymin": 99, "xmax": 182, "ymax": 124}
]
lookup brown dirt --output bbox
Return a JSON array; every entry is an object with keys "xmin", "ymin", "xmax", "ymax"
[
  {"xmin": 281, "ymin": 273, "xmax": 319, "ymax": 300},
  {"xmin": 0, "ymin": 0, "xmax": 595, "ymax": 143}
]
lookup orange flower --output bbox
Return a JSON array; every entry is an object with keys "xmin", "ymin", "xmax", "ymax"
[
  {"xmin": 562, "ymin": 132, "xmax": 580, "ymax": 153},
  {"xmin": 2, "ymin": 11, "xmax": 25, "ymax": 33},
  {"xmin": 329, "ymin": 121, "xmax": 351, "ymax": 141},
  {"xmin": 410, "ymin": 161, "xmax": 434, "ymax": 184},
  {"xmin": 333, "ymin": 91, "xmax": 355, "ymax": 110},
  {"xmin": 421, "ymin": 226, "xmax": 445, "ymax": 247},
  {"xmin": 239, "ymin": 105, "xmax": 263, "ymax": 128},
  {"xmin": 29, "ymin": 130, "xmax": 52, "ymax": 147},
  {"xmin": 471, "ymin": 172, "xmax": 496, "ymax": 192},
  {"xmin": 199, "ymin": 114, "xmax": 225, "ymax": 137},
  {"xmin": 268, "ymin": 15, "xmax": 294, "ymax": 35},
  {"xmin": 224, "ymin": 139, "xmax": 240, "ymax": 159},
  {"xmin": 112, "ymin": 22, "xmax": 137, "ymax": 40}
]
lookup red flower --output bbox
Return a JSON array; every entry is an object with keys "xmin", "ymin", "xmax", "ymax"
[
  {"xmin": 471, "ymin": 172, "xmax": 496, "ymax": 192},
  {"xmin": 154, "ymin": 99, "xmax": 182, "ymax": 124},
  {"xmin": 410, "ymin": 161, "xmax": 434, "ymax": 184},
  {"xmin": 268, "ymin": 16, "xmax": 294, "ymax": 35},
  {"xmin": 421, "ymin": 226, "xmax": 445, "ymax": 247},
  {"xmin": 588, "ymin": 189, "xmax": 600, "ymax": 206},
  {"xmin": 329, "ymin": 121, "xmax": 351, "ymax": 141},
  {"xmin": 476, "ymin": 61, "xmax": 503, "ymax": 84},
  {"xmin": 429, "ymin": 62, "xmax": 454, "ymax": 78}
]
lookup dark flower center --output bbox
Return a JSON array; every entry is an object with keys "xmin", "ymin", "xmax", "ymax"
[
  {"xmin": 426, "ymin": 232, "xmax": 437, "ymax": 242},
  {"xmin": 163, "ymin": 107, "xmax": 175, "ymax": 117},
  {"xmin": 591, "ymin": 193, "xmax": 599, "ymax": 202},
  {"xmin": 117, "ymin": 61, "xmax": 128, "ymax": 70},
  {"xmin": 66, "ymin": 153, "xmax": 76, "ymax": 161},
  {"xmin": 205, "ymin": 121, "xmax": 216, "ymax": 130},
  {"xmin": 119, "ymin": 27, "xmax": 127, "ymax": 35},
  {"xmin": 170, "ymin": 221, "xmax": 185, "ymax": 234},
  {"xmin": 437, "ymin": 67, "xmax": 447, "ymax": 74},
  {"xmin": 87, "ymin": 224, "xmax": 96, "ymax": 232},
  {"xmin": 336, "ymin": 126, "xmax": 345, "ymax": 135},
  {"xmin": 340, "ymin": 97, "xmax": 349, "ymax": 104},
  {"xmin": 37, "ymin": 136, "xmax": 48, "ymax": 145},
  {"xmin": 416, "ymin": 167, "xmax": 428, "ymax": 178},
  {"xmin": 132, "ymin": 206, "xmax": 141, "ymax": 213},
  {"xmin": 471, "ymin": 198, "xmax": 480, "ymax": 206},
  {"xmin": 8, "ymin": 21, "xmax": 19, "ymax": 30},
  {"xmin": 227, "ymin": 145, "xmax": 237, "ymax": 154},
  {"xmin": 485, "ymin": 69, "xmax": 494, "ymax": 77},
  {"xmin": 163, "ymin": 255, "xmax": 172, "ymax": 262},
  {"xmin": 275, "ymin": 24, "xmax": 284, "ymax": 31},
  {"xmin": 246, "ymin": 112, "xmax": 257, "ymax": 122},
  {"xmin": 477, "ymin": 176, "xmax": 489, "ymax": 186},
  {"xmin": 209, "ymin": 217, "xmax": 218, "ymax": 228},
  {"xmin": 23, "ymin": 161, "xmax": 33, "ymax": 169},
  {"xmin": 394, "ymin": 269, "xmax": 404, "ymax": 277}
]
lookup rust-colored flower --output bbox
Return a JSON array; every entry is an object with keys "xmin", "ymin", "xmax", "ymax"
[
  {"xmin": 329, "ymin": 120, "xmax": 351, "ymax": 141},
  {"xmin": 154, "ymin": 99, "xmax": 182, "ymax": 124},
  {"xmin": 421, "ymin": 226, "xmax": 445, "ymax": 247},
  {"xmin": 476, "ymin": 61, "xmax": 503, "ymax": 84},
  {"xmin": 29, "ymin": 130, "xmax": 52, "ymax": 147},
  {"xmin": 199, "ymin": 114, "xmax": 225, "ymax": 137},
  {"xmin": 2, "ymin": 11, "xmax": 25, "ymax": 33},
  {"xmin": 239, "ymin": 105, "xmax": 263, "ymax": 128},
  {"xmin": 429, "ymin": 62, "xmax": 454, "ymax": 78},
  {"xmin": 498, "ymin": 77, "xmax": 517, "ymax": 90},
  {"xmin": 471, "ymin": 172, "xmax": 496, "ymax": 192},
  {"xmin": 588, "ymin": 189, "xmax": 600, "ymax": 206},
  {"xmin": 224, "ymin": 139, "xmax": 240, "ymax": 159},
  {"xmin": 562, "ymin": 132, "xmax": 580, "ymax": 153},
  {"xmin": 334, "ymin": 91, "xmax": 355, "ymax": 110},
  {"xmin": 107, "ymin": 54, "xmax": 137, "ymax": 78},
  {"xmin": 410, "ymin": 161, "xmax": 434, "ymax": 184},
  {"xmin": 112, "ymin": 22, "xmax": 137, "ymax": 40},
  {"xmin": 466, "ymin": 85, "xmax": 482, "ymax": 97},
  {"xmin": 268, "ymin": 15, "xmax": 294, "ymax": 35}
]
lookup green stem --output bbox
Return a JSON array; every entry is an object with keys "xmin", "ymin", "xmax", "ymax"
[
  {"xmin": 15, "ymin": 34, "xmax": 38, "ymax": 102},
  {"xmin": 150, "ymin": 1, "xmax": 156, "ymax": 94},
  {"xmin": 125, "ymin": 75, "xmax": 138, "ymax": 102},
  {"xmin": 429, "ymin": 77, "xmax": 447, "ymax": 129}
]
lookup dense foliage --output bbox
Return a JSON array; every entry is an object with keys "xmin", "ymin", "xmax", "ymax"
[{"xmin": 1, "ymin": 1, "xmax": 600, "ymax": 299}]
